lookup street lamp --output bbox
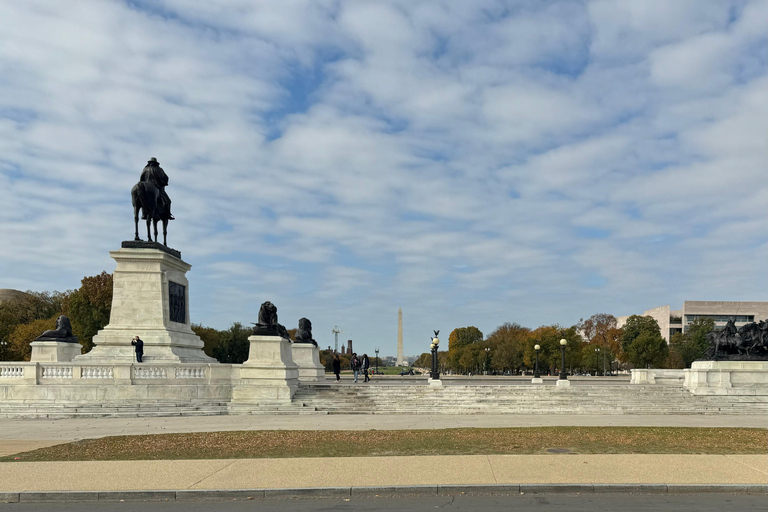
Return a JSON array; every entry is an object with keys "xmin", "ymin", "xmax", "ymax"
[
  {"xmin": 533, "ymin": 344, "xmax": 541, "ymax": 379},
  {"xmin": 0, "ymin": 340, "xmax": 7, "ymax": 361},
  {"xmin": 430, "ymin": 333, "xmax": 440, "ymax": 381},
  {"xmin": 559, "ymin": 339, "xmax": 568, "ymax": 380},
  {"xmin": 484, "ymin": 347, "xmax": 491, "ymax": 375},
  {"xmin": 375, "ymin": 347, "xmax": 379, "ymax": 373},
  {"xmin": 594, "ymin": 347, "xmax": 600, "ymax": 376}
]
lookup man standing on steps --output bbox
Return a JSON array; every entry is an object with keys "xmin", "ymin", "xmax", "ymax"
[
  {"xmin": 350, "ymin": 353, "xmax": 360, "ymax": 383},
  {"xmin": 131, "ymin": 336, "xmax": 144, "ymax": 363},
  {"xmin": 362, "ymin": 353, "xmax": 371, "ymax": 382}
]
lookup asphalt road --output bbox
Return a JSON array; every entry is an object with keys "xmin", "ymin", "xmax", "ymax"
[{"xmin": 1, "ymin": 494, "xmax": 764, "ymax": 512}]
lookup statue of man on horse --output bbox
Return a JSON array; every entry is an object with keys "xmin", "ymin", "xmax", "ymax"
[{"xmin": 131, "ymin": 157, "xmax": 175, "ymax": 246}]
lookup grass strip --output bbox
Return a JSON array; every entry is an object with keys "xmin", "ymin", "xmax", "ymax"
[{"xmin": 2, "ymin": 427, "xmax": 765, "ymax": 462}]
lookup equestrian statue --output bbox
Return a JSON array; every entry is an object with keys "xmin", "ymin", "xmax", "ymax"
[{"xmin": 131, "ymin": 157, "xmax": 174, "ymax": 246}]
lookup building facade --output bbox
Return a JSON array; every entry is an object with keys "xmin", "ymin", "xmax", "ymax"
[{"xmin": 617, "ymin": 301, "xmax": 768, "ymax": 343}]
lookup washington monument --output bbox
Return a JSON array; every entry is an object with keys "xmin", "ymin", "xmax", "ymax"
[{"xmin": 397, "ymin": 307, "xmax": 404, "ymax": 366}]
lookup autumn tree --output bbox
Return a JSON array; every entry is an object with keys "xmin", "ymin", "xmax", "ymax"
[
  {"xmin": 0, "ymin": 291, "xmax": 66, "ymax": 348},
  {"xmin": 7, "ymin": 317, "xmax": 58, "ymax": 361},
  {"xmin": 63, "ymin": 272, "xmax": 113, "ymax": 353},
  {"xmin": 523, "ymin": 325, "xmax": 582, "ymax": 375}
]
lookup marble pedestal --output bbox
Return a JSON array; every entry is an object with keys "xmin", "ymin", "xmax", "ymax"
[
  {"xmin": 428, "ymin": 378, "xmax": 443, "ymax": 387},
  {"xmin": 291, "ymin": 343, "xmax": 326, "ymax": 382},
  {"xmin": 555, "ymin": 379, "xmax": 571, "ymax": 387},
  {"xmin": 75, "ymin": 246, "xmax": 215, "ymax": 364},
  {"xmin": 30, "ymin": 342, "xmax": 81, "ymax": 363},
  {"xmin": 684, "ymin": 360, "xmax": 768, "ymax": 395},
  {"xmin": 531, "ymin": 377, "xmax": 543, "ymax": 384},
  {"xmin": 232, "ymin": 335, "xmax": 299, "ymax": 402}
]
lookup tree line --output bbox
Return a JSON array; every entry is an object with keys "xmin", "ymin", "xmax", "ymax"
[
  {"xmin": 0, "ymin": 272, "xmax": 112, "ymax": 361},
  {"xmin": 1, "ymin": 277, "xmax": 715, "ymax": 370},
  {"xmin": 412, "ymin": 313, "xmax": 716, "ymax": 375}
]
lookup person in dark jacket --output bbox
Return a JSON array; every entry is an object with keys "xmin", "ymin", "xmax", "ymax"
[
  {"xmin": 332, "ymin": 353, "xmax": 341, "ymax": 382},
  {"xmin": 362, "ymin": 353, "xmax": 371, "ymax": 382},
  {"xmin": 350, "ymin": 353, "xmax": 360, "ymax": 383},
  {"xmin": 131, "ymin": 336, "xmax": 144, "ymax": 363}
]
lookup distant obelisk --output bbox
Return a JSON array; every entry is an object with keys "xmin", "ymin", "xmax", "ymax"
[{"xmin": 396, "ymin": 307, "xmax": 404, "ymax": 366}]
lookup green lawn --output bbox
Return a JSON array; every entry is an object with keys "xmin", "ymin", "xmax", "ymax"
[{"xmin": 2, "ymin": 427, "xmax": 765, "ymax": 462}]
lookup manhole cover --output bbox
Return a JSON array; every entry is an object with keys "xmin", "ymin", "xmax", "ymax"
[{"xmin": 546, "ymin": 448, "xmax": 572, "ymax": 454}]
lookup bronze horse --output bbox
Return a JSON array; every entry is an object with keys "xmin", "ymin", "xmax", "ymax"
[{"xmin": 131, "ymin": 180, "xmax": 170, "ymax": 246}]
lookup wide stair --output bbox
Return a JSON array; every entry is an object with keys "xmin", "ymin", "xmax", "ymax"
[
  {"xmin": 284, "ymin": 384, "xmax": 768, "ymax": 415},
  {"xmin": 0, "ymin": 399, "xmax": 229, "ymax": 419}
]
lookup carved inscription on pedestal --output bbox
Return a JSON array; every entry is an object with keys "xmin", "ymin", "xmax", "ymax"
[{"xmin": 169, "ymin": 281, "xmax": 186, "ymax": 324}]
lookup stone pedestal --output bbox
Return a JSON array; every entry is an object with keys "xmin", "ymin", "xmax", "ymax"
[
  {"xmin": 232, "ymin": 335, "xmax": 299, "ymax": 402},
  {"xmin": 531, "ymin": 377, "xmax": 543, "ymax": 384},
  {"xmin": 30, "ymin": 342, "xmax": 81, "ymax": 363},
  {"xmin": 555, "ymin": 379, "xmax": 571, "ymax": 387},
  {"xmin": 291, "ymin": 343, "xmax": 326, "ymax": 382},
  {"xmin": 75, "ymin": 246, "xmax": 215, "ymax": 364},
  {"xmin": 684, "ymin": 360, "xmax": 768, "ymax": 395},
  {"xmin": 428, "ymin": 378, "xmax": 443, "ymax": 387}
]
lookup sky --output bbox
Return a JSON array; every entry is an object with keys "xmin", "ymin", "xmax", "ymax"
[{"xmin": 0, "ymin": 0, "xmax": 766, "ymax": 358}]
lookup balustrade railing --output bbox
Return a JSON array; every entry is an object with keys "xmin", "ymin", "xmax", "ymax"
[
  {"xmin": 81, "ymin": 367, "xmax": 114, "ymax": 379},
  {"xmin": 41, "ymin": 366, "xmax": 73, "ymax": 379},
  {"xmin": 0, "ymin": 366, "xmax": 24, "ymax": 378},
  {"xmin": 133, "ymin": 366, "xmax": 167, "ymax": 379},
  {"xmin": 175, "ymin": 367, "xmax": 206, "ymax": 379}
]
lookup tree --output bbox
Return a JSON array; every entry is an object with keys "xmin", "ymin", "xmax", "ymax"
[
  {"xmin": 485, "ymin": 322, "xmax": 529, "ymax": 373},
  {"xmin": 523, "ymin": 325, "xmax": 583, "ymax": 374},
  {"xmin": 211, "ymin": 322, "xmax": 251, "ymax": 364},
  {"xmin": 668, "ymin": 317, "xmax": 715, "ymax": 368},
  {"xmin": 578, "ymin": 313, "xmax": 624, "ymax": 369},
  {"xmin": 192, "ymin": 324, "xmax": 222, "ymax": 359},
  {"xmin": 63, "ymin": 272, "xmax": 113, "ymax": 353},
  {"xmin": 447, "ymin": 326, "xmax": 483, "ymax": 373},
  {"xmin": 8, "ymin": 317, "xmax": 58, "ymax": 361},
  {"xmin": 626, "ymin": 330, "xmax": 668, "ymax": 368},
  {"xmin": 0, "ymin": 291, "xmax": 67, "ymax": 352}
]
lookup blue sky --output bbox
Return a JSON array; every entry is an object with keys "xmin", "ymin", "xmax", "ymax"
[{"xmin": 1, "ymin": 0, "xmax": 766, "ymax": 357}]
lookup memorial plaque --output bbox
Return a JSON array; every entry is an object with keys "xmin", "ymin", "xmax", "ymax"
[{"xmin": 169, "ymin": 281, "xmax": 186, "ymax": 324}]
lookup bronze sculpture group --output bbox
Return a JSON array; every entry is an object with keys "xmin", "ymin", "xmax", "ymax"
[{"xmin": 706, "ymin": 319, "xmax": 768, "ymax": 360}]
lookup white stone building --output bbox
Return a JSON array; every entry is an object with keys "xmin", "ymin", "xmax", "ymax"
[{"xmin": 617, "ymin": 301, "xmax": 768, "ymax": 343}]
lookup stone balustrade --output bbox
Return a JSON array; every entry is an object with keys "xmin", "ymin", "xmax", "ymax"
[{"xmin": 0, "ymin": 362, "xmax": 229, "ymax": 385}]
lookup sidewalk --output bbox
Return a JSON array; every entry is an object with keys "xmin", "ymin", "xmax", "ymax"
[{"xmin": 0, "ymin": 455, "xmax": 766, "ymax": 493}]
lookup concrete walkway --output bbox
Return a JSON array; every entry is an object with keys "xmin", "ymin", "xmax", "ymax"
[{"xmin": 0, "ymin": 455, "xmax": 766, "ymax": 492}]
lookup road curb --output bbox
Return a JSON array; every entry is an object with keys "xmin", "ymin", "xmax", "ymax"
[{"xmin": 1, "ymin": 484, "xmax": 766, "ymax": 503}]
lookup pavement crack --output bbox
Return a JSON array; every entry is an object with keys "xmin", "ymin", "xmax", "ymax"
[
  {"xmin": 187, "ymin": 459, "xmax": 238, "ymax": 489},
  {"xmin": 486, "ymin": 454, "xmax": 498, "ymax": 484},
  {"xmin": 722, "ymin": 454, "xmax": 768, "ymax": 475}
]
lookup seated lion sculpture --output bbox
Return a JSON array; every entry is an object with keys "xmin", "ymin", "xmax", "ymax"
[
  {"xmin": 295, "ymin": 317, "xmax": 317, "ymax": 346},
  {"xmin": 35, "ymin": 315, "xmax": 79, "ymax": 343},
  {"xmin": 252, "ymin": 301, "xmax": 289, "ymax": 339}
]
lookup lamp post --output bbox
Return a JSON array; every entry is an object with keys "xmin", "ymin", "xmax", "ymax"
[
  {"xmin": 0, "ymin": 340, "xmax": 7, "ymax": 361},
  {"xmin": 556, "ymin": 338, "xmax": 570, "ymax": 387},
  {"xmin": 531, "ymin": 343, "xmax": 542, "ymax": 384},
  {"xmin": 430, "ymin": 334, "xmax": 440, "ymax": 381},
  {"xmin": 602, "ymin": 350, "xmax": 606, "ymax": 377},
  {"xmin": 484, "ymin": 347, "xmax": 490, "ymax": 375},
  {"xmin": 375, "ymin": 347, "xmax": 379, "ymax": 373},
  {"xmin": 594, "ymin": 347, "xmax": 600, "ymax": 376}
]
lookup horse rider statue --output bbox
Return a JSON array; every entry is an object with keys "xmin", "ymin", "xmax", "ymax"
[{"xmin": 132, "ymin": 157, "xmax": 174, "ymax": 246}]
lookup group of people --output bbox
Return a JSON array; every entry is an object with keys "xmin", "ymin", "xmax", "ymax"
[{"xmin": 331, "ymin": 352, "xmax": 371, "ymax": 383}]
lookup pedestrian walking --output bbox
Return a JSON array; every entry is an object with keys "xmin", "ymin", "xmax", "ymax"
[
  {"xmin": 332, "ymin": 353, "xmax": 341, "ymax": 382},
  {"xmin": 362, "ymin": 353, "xmax": 370, "ymax": 382},
  {"xmin": 350, "ymin": 353, "xmax": 360, "ymax": 383},
  {"xmin": 131, "ymin": 336, "xmax": 144, "ymax": 363}
]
